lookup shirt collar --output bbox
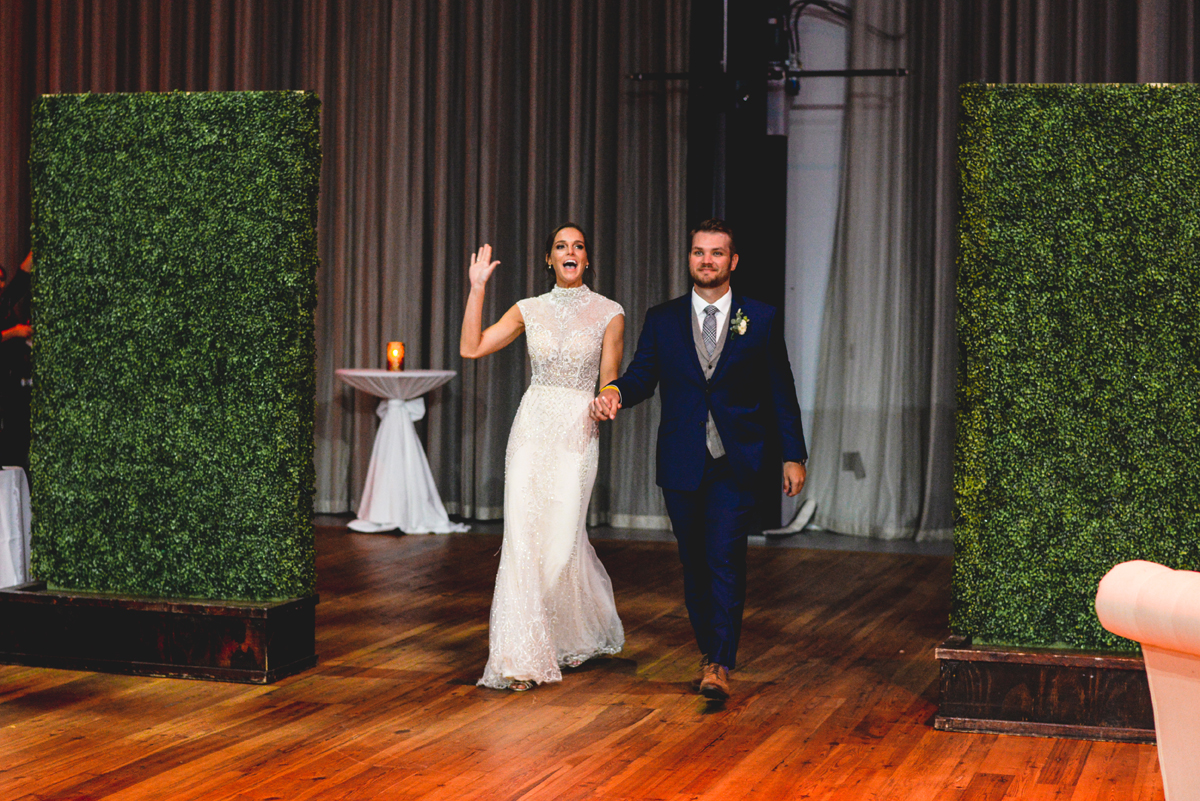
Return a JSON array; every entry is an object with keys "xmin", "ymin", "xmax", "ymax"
[{"xmin": 691, "ymin": 286, "xmax": 733, "ymax": 317}]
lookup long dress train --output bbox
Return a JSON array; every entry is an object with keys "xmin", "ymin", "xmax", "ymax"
[{"xmin": 477, "ymin": 284, "xmax": 625, "ymax": 689}]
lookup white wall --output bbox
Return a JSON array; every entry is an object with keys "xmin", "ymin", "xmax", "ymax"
[{"xmin": 782, "ymin": 10, "xmax": 848, "ymax": 524}]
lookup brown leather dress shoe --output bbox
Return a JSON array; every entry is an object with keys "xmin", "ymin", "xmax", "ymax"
[
  {"xmin": 699, "ymin": 662, "xmax": 730, "ymax": 700},
  {"xmin": 691, "ymin": 655, "xmax": 711, "ymax": 692}
]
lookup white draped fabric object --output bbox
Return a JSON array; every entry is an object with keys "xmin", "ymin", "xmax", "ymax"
[
  {"xmin": 806, "ymin": 1, "xmax": 951, "ymax": 541},
  {"xmin": 335, "ymin": 369, "xmax": 459, "ymax": 400},
  {"xmin": 334, "ymin": 370, "xmax": 468, "ymax": 534},
  {"xmin": 0, "ymin": 467, "xmax": 32, "ymax": 588}
]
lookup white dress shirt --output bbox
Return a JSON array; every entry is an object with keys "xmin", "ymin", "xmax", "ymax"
[{"xmin": 691, "ymin": 286, "xmax": 733, "ymax": 337}]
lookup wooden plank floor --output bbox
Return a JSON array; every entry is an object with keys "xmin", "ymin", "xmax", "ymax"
[{"xmin": 0, "ymin": 526, "xmax": 1163, "ymax": 800}]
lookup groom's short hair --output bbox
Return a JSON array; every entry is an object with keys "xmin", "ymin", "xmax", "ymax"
[{"xmin": 689, "ymin": 219, "xmax": 736, "ymax": 254}]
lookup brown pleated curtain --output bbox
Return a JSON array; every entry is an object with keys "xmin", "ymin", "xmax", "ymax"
[{"xmin": 0, "ymin": 0, "xmax": 687, "ymax": 526}]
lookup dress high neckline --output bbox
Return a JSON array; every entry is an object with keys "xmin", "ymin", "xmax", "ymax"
[{"xmin": 551, "ymin": 284, "xmax": 589, "ymax": 297}]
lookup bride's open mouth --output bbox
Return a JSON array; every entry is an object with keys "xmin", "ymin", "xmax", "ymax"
[{"xmin": 563, "ymin": 259, "xmax": 579, "ymax": 270}]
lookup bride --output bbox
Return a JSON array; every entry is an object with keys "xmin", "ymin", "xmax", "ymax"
[{"xmin": 459, "ymin": 223, "xmax": 626, "ymax": 691}]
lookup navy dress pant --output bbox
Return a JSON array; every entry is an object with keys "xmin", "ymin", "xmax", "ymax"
[{"xmin": 661, "ymin": 454, "xmax": 757, "ymax": 670}]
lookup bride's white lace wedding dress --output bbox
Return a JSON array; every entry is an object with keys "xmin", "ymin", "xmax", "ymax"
[{"xmin": 477, "ymin": 283, "xmax": 626, "ymax": 689}]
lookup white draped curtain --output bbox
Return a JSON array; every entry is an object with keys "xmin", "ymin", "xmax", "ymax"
[
  {"xmin": 803, "ymin": 0, "xmax": 1187, "ymax": 541},
  {"xmin": 805, "ymin": 1, "xmax": 948, "ymax": 540}
]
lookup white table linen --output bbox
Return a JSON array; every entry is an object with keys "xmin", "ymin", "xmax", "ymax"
[
  {"xmin": 0, "ymin": 467, "xmax": 32, "ymax": 588},
  {"xmin": 335, "ymin": 369, "xmax": 468, "ymax": 534}
]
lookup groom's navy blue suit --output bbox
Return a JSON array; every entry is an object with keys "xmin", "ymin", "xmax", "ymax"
[{"xmin": 611, "ymin": 293, "xmax": 807, "ymax": 669}]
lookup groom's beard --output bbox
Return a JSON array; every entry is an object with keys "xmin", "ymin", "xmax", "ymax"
[{"xmin": 691, "ymin": 269, "xmax": 729, "ymax": 288}]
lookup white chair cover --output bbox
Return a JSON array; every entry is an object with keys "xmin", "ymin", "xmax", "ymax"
[{"xmin": 1097, "ymin": 560, "xmax": 1200, "ymax": 801}]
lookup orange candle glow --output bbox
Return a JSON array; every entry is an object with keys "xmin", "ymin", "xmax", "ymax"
[{"xmin": 386, "ymin": 341, "xmax": 405, "ymax": 371}]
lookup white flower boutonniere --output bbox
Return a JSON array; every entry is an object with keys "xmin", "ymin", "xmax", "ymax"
[{"xmin": 730, "ymin": 308, "xmax": 750, "ymax": 338}]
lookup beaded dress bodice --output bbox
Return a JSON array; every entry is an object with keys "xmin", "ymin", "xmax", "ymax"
[{"xmin": 518, "ymin": 285, "xmax": 623, "ymax": 393}]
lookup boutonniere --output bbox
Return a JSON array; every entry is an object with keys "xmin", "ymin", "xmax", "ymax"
[{"xmin": 730, "ymin": 308, "xmax": 750, "ymax": 338}]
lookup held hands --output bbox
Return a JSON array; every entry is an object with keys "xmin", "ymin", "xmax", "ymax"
[
  {"xmin": 588, "ymin": 387, "xmax": 622, "ymax": 421},
  {"xmin": 469, "ymin": 244, "xmax": 500, "ymax": 290},
  {"xmin": 783, "ymin": 461, "xmax": 806, "ymax": 497}
]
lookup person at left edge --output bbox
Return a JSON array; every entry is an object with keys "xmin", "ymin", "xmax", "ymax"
[{"xmin": 0, "ymin": 251, "xmax": 33, "ymax": 470}]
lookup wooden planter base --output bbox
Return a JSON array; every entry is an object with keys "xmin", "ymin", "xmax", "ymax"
[
  {"xmin": 0, "ymin": 581, "xmax": 317, "ymax": 684},
  {"xmin": 935, "ymin": 635, "xmax": 1154, "ymax": 743}
]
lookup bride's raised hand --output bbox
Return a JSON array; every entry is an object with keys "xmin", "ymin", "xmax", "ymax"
[{"xmin": 469, "ymin": 244, "xmax": 501, "ymax": 291}]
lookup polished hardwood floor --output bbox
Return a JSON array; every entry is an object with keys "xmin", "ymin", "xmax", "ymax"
[{"xmin": 0, "ymin": 525, "xmax": 1163, "ymax": 800}]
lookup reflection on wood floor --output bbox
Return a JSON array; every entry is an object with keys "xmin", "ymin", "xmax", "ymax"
[{"xmin": 0, "ymin": 525, "xmax": 1162, "ymax": 800}]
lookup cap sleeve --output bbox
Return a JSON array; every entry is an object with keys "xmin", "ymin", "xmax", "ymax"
[
  {"xmin": 516, "ymin": 297, "xmax": 534, "ymax": 324},
  {"xmin": 604, "ymin": 299, "xmax": 624, "ymax": 327}
]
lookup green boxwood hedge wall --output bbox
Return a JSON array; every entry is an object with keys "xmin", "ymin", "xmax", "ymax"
[
  {"xmin": 956, "ymin": 84, "xmax": 1200, "ymax": 650},
  {"xmin": 29, "ymin": 91, "xmax": 319, "ymax": 601}
]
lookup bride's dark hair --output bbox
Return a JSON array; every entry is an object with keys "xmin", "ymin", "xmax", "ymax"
[{"xmin": 544, "ymin": 222, "xmax": 595, "ymax": 288}]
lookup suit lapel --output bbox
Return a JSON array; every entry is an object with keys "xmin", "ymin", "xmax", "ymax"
[{"xmin": 678, "ymin": 295, "xmax": 707, "ymax": 385}]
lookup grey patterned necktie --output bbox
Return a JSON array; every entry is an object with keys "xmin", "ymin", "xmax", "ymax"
[{"xmin": 703, "ymin": 305, "xmax": 718, "ymax": 356}]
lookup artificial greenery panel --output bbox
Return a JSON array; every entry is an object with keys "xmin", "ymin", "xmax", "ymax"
[
  {"xmin": 29, "ymin": 91, "xmax": 319, "ymax": 601},
  {"xmin": 955, "ymin": 84, "xmax": 1200, "ymax": 650}
]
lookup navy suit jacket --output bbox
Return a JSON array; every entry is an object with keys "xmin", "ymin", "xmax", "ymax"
[{"xmin": 611, "ymin": 293, "xmax": 807, "ymax": 492}]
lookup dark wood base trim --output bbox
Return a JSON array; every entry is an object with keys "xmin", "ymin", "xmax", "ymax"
[
  {"xmin": 0, "ymin": 652, "xmax": 319, "ymax": 684},
  {"xmin": 936, "ymin": 635, "xmax": 1155, "ymax": 743},
  {"xmin": 0, "ymin": 581, "xmax": 317, "ymax": 685},
  {"xmin": 934, "ymin": 716, "xmax": 1153, "ymax": 743}
]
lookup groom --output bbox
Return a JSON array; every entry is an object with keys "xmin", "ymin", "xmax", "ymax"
[{"xmin": 589, "ymin": 219, "xmax": 807, "ymax": 700}]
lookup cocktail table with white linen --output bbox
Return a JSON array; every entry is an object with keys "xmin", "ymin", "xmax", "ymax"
[
  {"xmin": 0, "ymin": 467, "xmax": 32, "ymax": 588},
  {"xmin": 335, "ymin": 369, "xmax": 469, "ymax": 534}
]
